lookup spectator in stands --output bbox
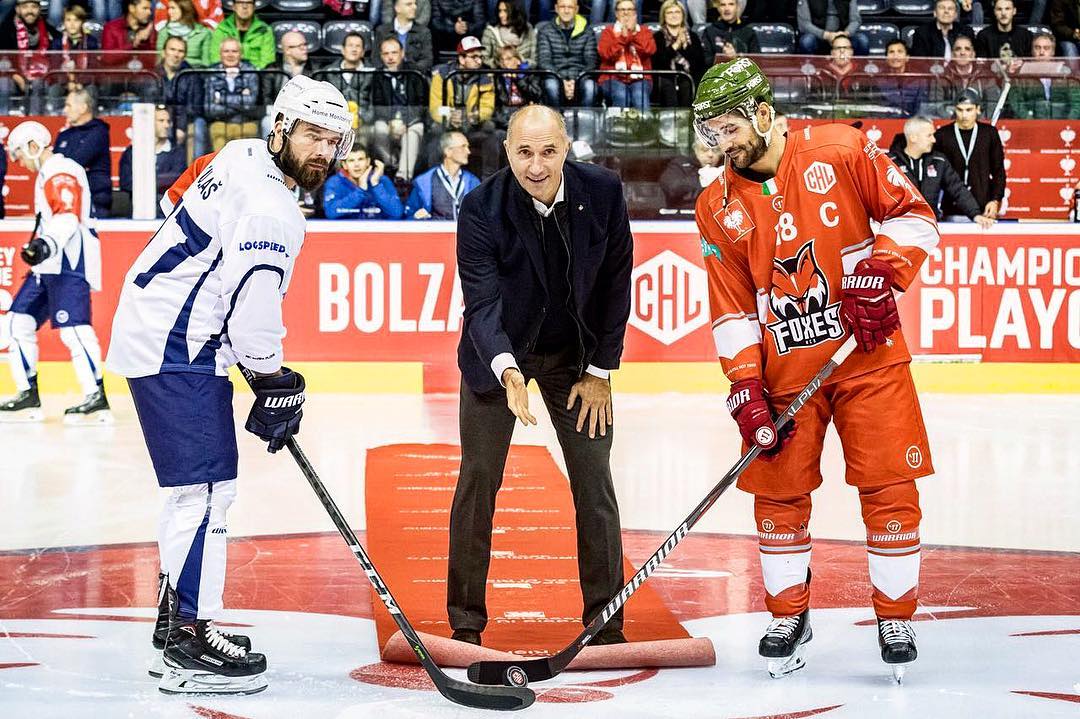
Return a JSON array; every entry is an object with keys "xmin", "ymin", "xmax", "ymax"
[
  {"xmin": 158, "ymin": 35, "xmax": 206, "ymax": 156},
  {"xmin": 821, "ymin": 32, "xmax": 865, "ymax": 98},
  {"xmin": 51, "ymin": 6, "xmax": 99, "ymax": 52},
  {"xmin": 156, "ymin": 0, "xmax": 212, "ymax": 67},
  {"xmin": 492, "ymin": 44, "xmax": 541, "ymax": 129},
  {"xmin": 323, "ymin": 32, "xmax": 375, "ymax": 121},
  {"xmin": 432, "ymin": 0, "xmax": 488, "ymax": 55},
  {"xmin": 877, "ymin": 39, "xmax": 927, "ymax": 115},
  {"xmin": 933, "ymin": 33, "xmax": 1002, "ymax": 108},
  {"xmin": 263, "ymin": 31, "xmax": 314, "ymax": 103},
  {"xmin": 536, "ymin": 0, "xmax": 598, "ymax": 107},
  {"xmin": 370, "ymin": 0, "xmax": 433, "ymax": 29},
  {"xmin": 55, "ymin": 89, "xmax": 113, "ymax": 217},
  {"xmin": 482, "ymin": 0, "xmax": 536, "ymax": 67},
  {"xmin": 910, "ymin": 0, "xmax": 973, "ymax": 58},
  {"xmin": 430, "ymin": 35, "xmax": 495, "ymax": 129},
  {"xmin": 889, "ymin": 115, "xmax": 993, "ymax": 227},
  {"xmin": 154, "ymin": 0, "xmax": 223, "ymax": 32},
  {"xmin": 103, "ymin": 0, "xmax": 157, "ymax": 51},
  {"xmin": 934, "ymin": 89, "xmax": 1006, "ymax": 219},
  {"xmin": 0, "ymin": 0, "xmax": 57, "ymax": 114},
  {"xmin": 375, "ymin": 0, "xmax": 435, "ymax": 73},
  {"xmin": 323, "ymin": 144, "xmax": 406, "ymax": 219},
  {"xmin": 48, "ymin": 6, "xmax": 99, "ymax": 111},
  {"xmin": 796, "ymin": 0, "xmax": 869, "ymax": 56},
  {"xmin": 405, "ymin": 129, "xmax": 480, "ymax": 219},
  {"xmin": 652, "ymin": 0, "xmax": 706, "ymax": 107},
  {"xmin": 1050, "ymin": 0, "xmax": 1080, "ymax": 57},
  {"xmin": 372, "ymin": 36, "xmax": 427, "ymax": 180},
  {"xmin": 210, "ymin": 0, "xmax": 275, "ymax": 69},
  {"xmin": 598, "ymin": 0, "xmax": 654, "ymax": 110},
  {"xmin": 119, "ymin": 107, "xmax": 187, "ymax": 208},
  {"xmin": 701, "ymin": 0, "xmax": 758, "ymax": 60},
  {"xmin": 205, "ymin": 37, "xmax": 260, "ymax": 150},
  {"xmin": 1009, "ymin": 32, "xmax": 1080, "ymax": 117},
  {"xmin": 957, "ymin": 0, "xmax": 985, "ymax": 25},
  {"xmin": 975, "ymin": 0, "xmax": 1031, "ymax": 59},
  {"xmin": 658, "ymin": 138, "xmax": 721, "ymax": 209}
]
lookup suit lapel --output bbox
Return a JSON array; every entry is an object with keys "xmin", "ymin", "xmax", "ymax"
[
  {"xmin": 564, "ymin": 166, "xmax": 590, "ymax": 305},
  {"xmin": 507, "ymin": 180, "xmax": 546, "ymax": 289}
]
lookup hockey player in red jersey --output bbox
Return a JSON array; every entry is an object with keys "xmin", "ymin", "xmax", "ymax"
[{"xmin": 692, "ymin": 58, "xmax": 940, "ymax": 683}]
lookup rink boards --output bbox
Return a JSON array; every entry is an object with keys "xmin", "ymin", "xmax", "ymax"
[{"xmin": 0, "ymin": 220, "xmax": 1078, "ymax": 394}]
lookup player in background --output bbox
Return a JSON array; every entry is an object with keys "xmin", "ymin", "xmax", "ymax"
[
  {"xmin": 692, "ymin": 58, "xmax": 939, "ymax": 683},
  {"xmin": 0, "ymin": 121, "xmax": 110, "ymax": 424},
  {"xmin": 106, "ymin": 76, "xmax": 353, "ymax": 696}
]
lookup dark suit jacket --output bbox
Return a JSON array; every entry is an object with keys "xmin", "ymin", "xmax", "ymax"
[
  {"xmin": 456, "ymin": 161, "xmax": 634, "ymax": 394},
  {"xmin": 909, "ymin": 23, "xmax": 973, "ymax": 58}
]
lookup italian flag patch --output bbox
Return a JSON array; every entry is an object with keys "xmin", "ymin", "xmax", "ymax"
[{"xmin": 762, "ymin": 178, "xmax": 778, "ymax": 196}]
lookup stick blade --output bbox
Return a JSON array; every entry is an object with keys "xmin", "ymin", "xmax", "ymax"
[
  {"xmin": 467, "ymin": 659, "xmax": 555, "ymax": 686},
  {"xmin": 436, "ymin": 675, "xmax": 535, "ymax": 711}
]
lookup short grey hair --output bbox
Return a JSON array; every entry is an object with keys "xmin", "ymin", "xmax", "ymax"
[
  {"xmin": 67, "ymin": 88, "xmax": 93, "ymax": 115},
  {"xmin": 440, "ymin": 130, "xmax": 467, "ymax": 155},
  {"xmin": 903, "ymin": 115, "xmax": 934, "ymax": 136}
]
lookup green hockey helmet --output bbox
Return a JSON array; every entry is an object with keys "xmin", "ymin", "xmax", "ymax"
[{"xmin": 692, "ymin": 58, "xmax": 774, "ymax": 147}]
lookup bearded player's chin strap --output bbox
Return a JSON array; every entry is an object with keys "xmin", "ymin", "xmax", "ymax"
[{"xmin": 266, "ymin": 125, "xmax": 290, "ymax": 171}]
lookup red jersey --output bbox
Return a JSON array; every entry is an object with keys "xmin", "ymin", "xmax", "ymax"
[{"xmin": 695, "ymin": 123, "xmax": 940, "ymax": 395}]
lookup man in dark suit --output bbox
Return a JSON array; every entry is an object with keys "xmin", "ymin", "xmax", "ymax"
[
  {"xmin": 909, "ymin": 0, "xmax": 973, "ymax": 58},
  {"xmin": 448, "ymin": 105, "xmax": 633, "ymax": 647}
]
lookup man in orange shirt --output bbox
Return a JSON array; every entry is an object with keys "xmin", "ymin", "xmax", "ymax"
[{"xmin": 692, "ymin": 58, "xmax": 939, "ymax": 683}]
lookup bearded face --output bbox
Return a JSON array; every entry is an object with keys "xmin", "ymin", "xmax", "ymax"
[{"xmin": 278, "ymin": 135, "xmax": 333, "ymax": 192}]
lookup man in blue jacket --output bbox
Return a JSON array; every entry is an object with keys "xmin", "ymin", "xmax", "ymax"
[
  {"xmin": 55, "ymin": 89, "xmax": 112, "ymax": 217},
  {"xmin": 404, "ymin": 131, "xmax": 480, "ymax": 219},
  {"xmin": 323, "ymin": 145, "xmax": 405, "ymax": 219}
]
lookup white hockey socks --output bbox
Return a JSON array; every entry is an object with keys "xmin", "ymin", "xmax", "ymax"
[{"xmin": 59, "ymin": 325, "xmax": 104, "ymax": 396}]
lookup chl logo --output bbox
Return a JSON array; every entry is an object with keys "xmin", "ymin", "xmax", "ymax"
[
  {"xmin": 629, "ymin": 250, "xmax": 709, "ymax": 346},
  {"xmin": 803, "ymin": 162, "xmax": 836, "ymax": 195},
  {"xmin": 766, "ymin": 241, "xmax": 844, "ymax": 354}
]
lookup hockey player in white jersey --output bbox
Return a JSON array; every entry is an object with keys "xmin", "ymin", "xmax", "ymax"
[
  {"xmin": 0, "ymin": 121, "xmax": 110, "ymax": 424},
  {"xmin": 106, "ymin": 76, "xmax": 354, "ymax": 696}
]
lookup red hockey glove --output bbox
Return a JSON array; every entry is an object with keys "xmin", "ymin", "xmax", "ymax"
[
  {"xmin": 726, "ymin": 378, "xmax": 795, "ymax": 461},
  {"xmin": 840, "ymin": 258, "xmax": 900, "ymax": 353}
]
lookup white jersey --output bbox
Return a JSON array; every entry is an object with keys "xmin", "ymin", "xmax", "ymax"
[
  {"xmin": 32, "ymin": 152, "xmax": 101, "ymax": 290},
  {"xmin": 106, "ymin": 140, "xmax": 306, "ymax": 378}
]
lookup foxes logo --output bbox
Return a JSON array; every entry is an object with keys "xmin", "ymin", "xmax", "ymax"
[{"xmin": 766, "ymin": 241, "xmax": 844, "ymax": 354}]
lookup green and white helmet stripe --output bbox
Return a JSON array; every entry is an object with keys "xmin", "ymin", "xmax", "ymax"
[{"xmin": 692, "ymin": 58, "xmax": 774, "ymax": 147}]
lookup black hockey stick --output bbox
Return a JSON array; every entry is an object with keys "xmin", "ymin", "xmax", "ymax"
[
  {"xmin": 468, "ymin": 335, "xmax": 859, "ymax": 688},
  {"xmin": 239, "ymin": 367, "xmax": 535, "ymax": 711}
]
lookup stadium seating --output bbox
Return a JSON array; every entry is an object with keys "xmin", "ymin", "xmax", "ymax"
[
  {"xmin": 223, "ymin": 0, "xmax": 272, "ymax": 9},
  {"xmin": 901, "ymin": 24, "xmax": 917, "ymax": 48},
  {"xmin": 322, "ymin": 20, "xmax": 373, "ymax": 54},
  {"xmin": 271, "ymin": 0, "xmax": 323, "ymax": 11},
  {"xmin": 857, "ymin": 0, "xmax": 891, "ymax": 14},
  {"xmin": 890, "ymin": 0, "xmax": 933, "ymax": 15},
  {"xmin": 861, "ymin": 22, "xmax": 900, "ymax": 55},
  {"xmin": 749, "ymin": 24, "xmax": 796, "ymax": 54},
  {"xmin": 271, "ymin": 19, "xmax": 322, "ymax": 52}
]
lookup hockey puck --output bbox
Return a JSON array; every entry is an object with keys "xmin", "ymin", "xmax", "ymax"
[{"xmin": 505, "ymin": 666, "xmax": 528, "ymax": 688}]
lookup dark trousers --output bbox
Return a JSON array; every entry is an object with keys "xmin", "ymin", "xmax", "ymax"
[{"xmin": 447, "ymin": 349, "xmax": 624, "ymax": 633}]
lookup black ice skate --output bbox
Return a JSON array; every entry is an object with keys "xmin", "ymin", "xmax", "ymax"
[
  {"xmin": 0, "ymin": 386, "xmax": 43, "ymax": 422},
  {"xmin": 149, "ymin": 574, "xmax": 250, "ymax": 678},
  {"xmin": 759, "ymin": 608, "xmax": 812, "ymax": 678},
  {"xmin": 878, "ymin": 618, "xmax": 917, "ymax": 684},
  {"xmin": 63, "ymin": 384, "xmax": 113, "ymax": 425},
  {"xmin": 158, "ymin": 619, "xmax": 267, "ymax": 695}
]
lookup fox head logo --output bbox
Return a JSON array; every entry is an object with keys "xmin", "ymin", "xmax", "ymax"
[{"xmin": 770, "ymin": 242, "xmax": 829, "ymax": 321}]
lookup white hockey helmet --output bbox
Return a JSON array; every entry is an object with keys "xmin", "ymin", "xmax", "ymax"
[
  {"xmin": 6, "ymin": 120, "xmax": 52, "ymax": 162},
  {"xmin": 271, "ymin": 75, "xmax": 354, "ymax": 159}
]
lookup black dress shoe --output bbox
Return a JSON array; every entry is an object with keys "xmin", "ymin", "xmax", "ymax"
[
  {"xmin": 452, "ymin": 629, "xmax": 482, "ymax": 646},
  {"xmin": 592, "ymin": 627, "xmax": 627, "ymax": 646}
]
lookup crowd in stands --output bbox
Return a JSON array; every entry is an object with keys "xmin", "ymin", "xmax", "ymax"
[{"xmin": 0, "ymin": 0, "xmax": 1067, "ymax": 219}]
